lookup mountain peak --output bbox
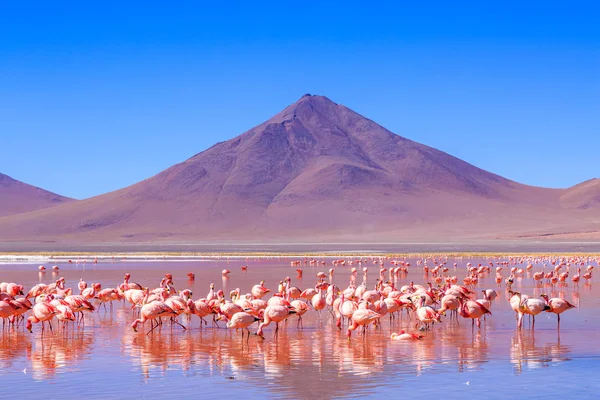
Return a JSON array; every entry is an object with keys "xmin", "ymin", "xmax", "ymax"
[
  {"xmin": 267, "ymin": 94, "xmax": 346, "ymax": 127},
  {"xmin": 0, "ymin": 172, "xmax": 74, "ymax": 217},
  {"xmin": 2, "ymin": 94, "xmax": 572, "ymax": 243}
]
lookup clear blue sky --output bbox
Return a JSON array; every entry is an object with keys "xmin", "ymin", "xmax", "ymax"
[{"xmin": 1, "ymin": 2, "xmax": 598, "ymax": 199}]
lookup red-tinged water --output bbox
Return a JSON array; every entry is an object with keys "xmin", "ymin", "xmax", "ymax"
[{"xmin": 1, "ymin": 256, "xmax": 599, "ymax": 399}]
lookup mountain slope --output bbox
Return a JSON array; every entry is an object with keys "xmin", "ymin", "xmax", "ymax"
[
  {"xmin": 0, "ymin": 173, "xmax": 74, "ymax": 217},
  {"xmin": 560, "ymin": 178, "xmax": 600, "ymax": 210},
  {"xmin": 0, "ymin": 94, "xmax": 595, "ymax": 242}
]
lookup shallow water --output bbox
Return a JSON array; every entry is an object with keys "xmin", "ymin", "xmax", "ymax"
[{"xmin": 1, "ymin": 257, "xmax": 599, "ymax": 399}]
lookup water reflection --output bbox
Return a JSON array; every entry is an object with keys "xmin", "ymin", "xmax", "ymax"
[
  {"xmin": 0, "ymin": 330, "xmax": 31, "ymax": 370},
  {"xmin": 29, "ymin": 332, "xmax": 95, "ymax": 380},
  {"xmin": 510, "ymin": 331, "xmax": 571, "ymax": 374},
  {"xmin": 0, "ymin": 257, "xmax": 597, "ymax": 398}
]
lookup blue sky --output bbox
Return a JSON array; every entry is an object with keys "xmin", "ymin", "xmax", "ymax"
[{"xmin": 1, "ymin": 2, "xmax": 598, "ymax": 199}]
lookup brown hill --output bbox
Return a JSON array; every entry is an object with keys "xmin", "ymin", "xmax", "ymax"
[
  {"xmin": 0, "ymin": 173, "xmax": 74, "ymax": 217},
  {"xmin": 0, "ymin": 94, "xmax": 598, "ymax": 243},
  {"xmin": 560, "ymin": 178, "xmax": 600, "ymax": 210}
]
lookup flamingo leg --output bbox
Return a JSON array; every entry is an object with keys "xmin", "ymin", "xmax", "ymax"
[
  {"xmin": 172, "ymin": 318, "xmax": 187, "ymax": 330},
  {"xmin": 147, "ymin": 320, "xmax": 159, "ymax": 335}
]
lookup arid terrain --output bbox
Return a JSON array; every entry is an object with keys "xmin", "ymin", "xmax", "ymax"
[
  {"xmin": 0, "ymin": 173, "xmax": 73, "ymax": 217},
  {"xmin": 1, "ymin": 95, "xmax": 599, "ymax": 249}
]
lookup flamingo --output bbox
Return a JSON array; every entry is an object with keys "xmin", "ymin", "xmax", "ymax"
[
  {"xmin": 187, "ymin": 298, "xmax": 215, "ymax": 329},
  {"xmin": 459, "ymin": 298, "xmax": 491, "ymax": 328},
  {"xmin": 251, "ymin": 281, "xmax": 270, "ymax": 299},
  {"xmin": 256, "ymin": 305, "xmax": 295, "ymax": 338},
  {"xmin": 414, "ymin": 295, "xmax": 441, "ymax": 330},
  {"xmin": 347, "ymin": 308, "xmax": 382, "ymax": 338},
  {"xmin": 64, "ymin": 295, "xmax": 95, "ymax": 324},
  {"xmin": 132, "ymin": 290, "xmax": 181, "ymax": 334},
  {"xmin": 227, "ymin": 312, "xmax": 260, "ymax": 341},
  {"xmin": 540, "ymin": 294, "xmax": 576, "ymax": 328},
  {"xmin": 26, "ymin": 300, "xmax": 58, "ymax": 333},
  {"xmin": 390, "ymin": 330, "xmax": 424, "ymax": 341},
  {"xmin": 290, "ymin": 299, "xmax": 310, "ymax": 328},
  {"xmin": 572, "ymin": 268, "xmax": 580, "ymax": 285},
  {"xmin": 311, "ymin": 284, "xmax": 327, "ymax": 316},
  {"xmin": 0, "ymin": 300, "xmax": 19, "ymax": 328},
  {"xmin": 78, "ymin": 279, "xmax": 87, "ymax": 294},
  {"xmin": 96, "ymin": 288, "xmax": 122, "ymax": 311},
  {"xmin": 511, "ymin": 291, "xmax": 550, "ymax": 329}
]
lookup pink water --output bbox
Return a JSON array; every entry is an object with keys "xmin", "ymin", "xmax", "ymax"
[{"xmin": 1, "ymin": 256, "xmax": 599, "ymax": 399}]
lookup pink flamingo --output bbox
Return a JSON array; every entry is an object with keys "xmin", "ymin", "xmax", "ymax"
[
  {"xmin": 390, "ymin": 330, "xmax": 424, "ymax": 341},
  {"xmin": 540, "ymin": 294, "xmax": 576, "ymax": 328},
  {"xmin": 95, "ymin": 288, "xmax": 122, "ymax": 311},
  {"xmin": 415, "ymin": 295, "xmax": 441, "ymax": 330},
  {"xmin": 78, "ymin": 279, "xmax": 87, "ymax": 294},
  {"xmin": 82, "ymin": 283, "xmax": 101, "ymax": 300},
  {"xmin": 0, "ymin": 300, "xmax": 19, "ymax": 328},
  {"xmin": 251, "ymin": 281, "xmax": 270, "ymax": 299},
  {"xmin": 132, "ymin": 291, "xmax": 180, "ymax": 334},
  {"xmin": 459, "ymin": 298, "xmax": 491, "ymax": 328},
  {"xmin": 572, "ymin": 268, "xmax": 581, "ymax": 285},
  {"xmin": 227, "ymin": 311, "xmax": 260, "ymax": 341},
  {"xmin": 290, "ymin": 299, "xmax": 310, "ymax": 328},
  {"xmin": 347, "ymin": 308, "xmax": 382, "ymax": 338},
  {"xmin": 256, "ymin": 305, "xmax": 295, "ymax": 338},
  {"xmin": 311, "ymin": 284, "xmax": 327, "ymax": 316},
  {"xmin": 64, "ymin": 295, "xmax": 95, "ymax": 324},
  {"xmin": 26, "ymin": 300, "xmax": 58, "ymax": 333}
]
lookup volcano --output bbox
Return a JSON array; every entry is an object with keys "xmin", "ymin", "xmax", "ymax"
[{"xmin": 0, "ymin": 94, "xmax": 598, "ymax": 244}]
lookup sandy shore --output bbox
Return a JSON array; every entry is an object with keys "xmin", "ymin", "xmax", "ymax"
[{"xmin": 1, "ymin": 239, "xmax": 600, "ymax": 258}]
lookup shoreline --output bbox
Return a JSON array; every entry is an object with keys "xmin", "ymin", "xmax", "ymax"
[
  {"xmin": 2, "ymin": 250, "xmax": 600, "ymax": 263},
  {"xmin": 1, "ymin": 239, "xmax": 600, "ymax": 260}
]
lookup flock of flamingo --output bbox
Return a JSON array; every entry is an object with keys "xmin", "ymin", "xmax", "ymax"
[{"xmin": 0, "ymin": 255, "xmax": 592, "ymax": 341}]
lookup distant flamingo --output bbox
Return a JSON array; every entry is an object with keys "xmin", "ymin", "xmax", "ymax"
[
  {"xmin": 78, "ymin": 279, "xmax": 87, "ymax": 294},
  {"xmin": 572, "ymin": 268, "xmax": 580, "ymax": 285},
  {"xmin": 583, "ymin": 270, "xmax": 592, "ymax": 284}
]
